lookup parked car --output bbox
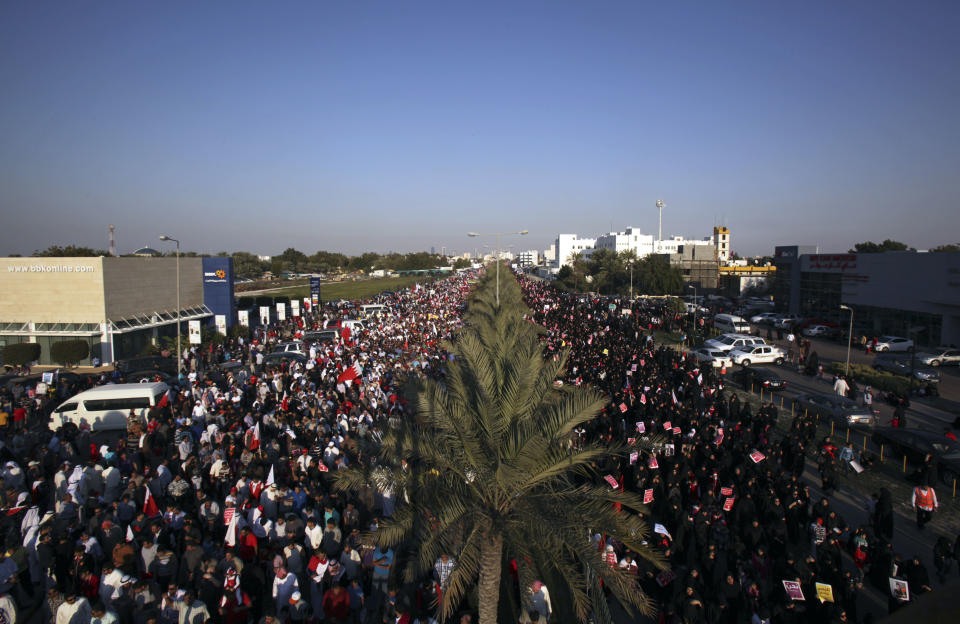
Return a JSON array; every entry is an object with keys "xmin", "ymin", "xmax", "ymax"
[
  {"xmin": 125, "ymin": 370, "xmax": 176, "ymax": 384},
  {"xmin": 802, "ymin": 324, "xmax": 839, "ymax": 338},
  {"xmin": 273, "ymin": 341, "xmax": 306, "ymax": 356},
  {"xmin": 750, "ymin": 312, "xmax": 779, "ymax": 325},
  {"xmin": 873, "ymin": 336, "xmax": 914, "ymax": 352},
  {"xmin": 115, "ymin": 356, "xmax": 177, "ymax": 376},
  {"xmin": 773, "ymin": 314, "xmax": 802, "ymax": 329},
  {"xmin": 729, "ymin": 344, "xmax": 786, "ymax": 366},
  {"xmin": 792, "ymin": 393, "xmax": 878, "ymax": 429},
  {"xmin": 872, "ymin": 355, "xmax": 940, "ymax": 383},
  {"xmin": 704, "ymin": 334, "xmax": 767, "ymax": 353},
  {"xmin": 732, "ymin": 366, "xmax": 787, "ymax": 390},
  {"xmin": 262, "ymin": 352, "xmax": 307, "ymax": 367},
  {"xmin": 915, "ymin": 348, "xmax": 960, "ymax": 367},
  {"xmin": 690, "ymin": 347, "xmax": 733, "ymax": 369},
  {"xmin": 871, "ymin": 427, "xmax": 960, "ymax": 483}
]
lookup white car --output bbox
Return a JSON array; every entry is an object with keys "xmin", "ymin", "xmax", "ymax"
[
  {"xmin": 273, "ymin": 341, "xmax": 306, "ymax": 356},
  {"xmin": 802, "ymin": 325, "xmax": 830, "ymax": 337},
  {"xmin": 750, "ymin": 312, "xmax": 779, "ymax": 325},
  {"xmin": 873, "ymin": 336, "xmax": 913, "ymax": 352},
  {"xmin": 690, "ymin": 347, "xmax": 733, "ymax": 369},
  {"xmin": 729, "ymin": 344, "xmax": 786, "ymax": 366},
  {"xmin": 916, "ymin": 348, "xmax": 960, "ymax": 367},
  {"xmin": 773, "ymin": 315, "xmax": 801, "ymax": 329},
  {"xmin": 704, "ymin": 334, "xmax": 767, "ymax": 353}
]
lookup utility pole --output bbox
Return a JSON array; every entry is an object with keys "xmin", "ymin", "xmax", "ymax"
[{"xmin": 656, "ymin": 199, "xmax": 665, "ymax": 249}]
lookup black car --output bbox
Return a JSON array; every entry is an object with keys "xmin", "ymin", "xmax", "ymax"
[
  {"xmin": 733, "ymin": 366, "xmax": 787, "ymax": 390},
  {"xmin": 792, "ymin": 393, "xmax": 878, "ymax": 429},
  {"xmin": 872, "ymin": 427, "xmax": 960, "ymax": 483},
  {"xmin": 124, "ymin": 370, "xmax": 176, "ymax": 384},
  {"xmin": 115, "ymin": 356, "xmax": 177, "ymax": 376},
  {"xmin": 872, "ymin": 355, "xmax": 940, "ymax": 383},
  {"xmin": 262, "ymin": 352, "xmax": 307, "ymax": 368}
]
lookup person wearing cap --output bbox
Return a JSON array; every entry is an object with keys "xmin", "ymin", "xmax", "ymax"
[{"xmin": 286, "ymin": 589, "xmax": 310, "ymax": 624}]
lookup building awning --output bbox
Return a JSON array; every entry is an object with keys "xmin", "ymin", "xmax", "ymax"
[
  {"xmin": 108, "ymin": 304, "xmax": 212, "ymax": 334},
  {"xmin": 0, "ymin": 304, "xmax": 213, "ymax": 336}
]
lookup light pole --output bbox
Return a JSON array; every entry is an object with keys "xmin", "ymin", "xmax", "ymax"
[
  {"xmin": 159, "ymin": 235, "xmax": 182, "ymax": 376},
  {"xmin": 840, "ymin": 304, "xmax": 853, "ymax": 377},
  {"xmin": 687, "ymin": 283, "xmax": 698, "ymax": 343},
  {"xmin": 467, "ymin": 230, "xmax": 528, "ymax": 306}
]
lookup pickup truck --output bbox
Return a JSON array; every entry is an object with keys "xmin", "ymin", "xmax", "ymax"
[{"xmin": 729, "ymin": 344, "xmax": 786, "ymax": 367}]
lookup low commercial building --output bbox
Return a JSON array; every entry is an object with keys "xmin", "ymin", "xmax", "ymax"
[
  {"xmin": 0, "ymin": 256, "xmax": 235, "ymax": 365},
  {"xmin": 772, "ymin": 248, "xmax": 960, "ymax": 346},
  {"xmin": 659, "ymin": 244, "xmax": 720, "ymax": 290}
]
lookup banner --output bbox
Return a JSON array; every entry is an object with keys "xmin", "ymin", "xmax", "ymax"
[
  {"xmin": 309, "ymin": 277, "xmax": 322, "ymax": 307},
  {"xmin": 188, "ymin": 320, "xmax": 202, "ymax": 344},
  {"xmin": 215, "ymin": 315, "xmax": 227, "ymax": 336},
  {"xmin": 303, "ymin": 297, "xmax": 311, "ymax": 312},
  {"xmin": 259, "ymin": 306, "xmax": 271, "ymax": 326},
  {"xmin": 276, "ymin": 302, "xmax": 286, "ymax": 321},
  {"xmin": 238, "ymin": 310, "xmax": 249, "ymax": 327},
  {"xmin": 783, "ymin": 580, "xmax": 805, "ymax": 601},
  {"xmin": 291, "ymin": 300, "xmax": 300, "ymax": 317}
]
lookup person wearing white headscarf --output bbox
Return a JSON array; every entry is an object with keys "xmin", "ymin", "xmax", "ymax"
[{"xmin": 66, "ymin": 466, "xmax": 87, "ymax": 505}]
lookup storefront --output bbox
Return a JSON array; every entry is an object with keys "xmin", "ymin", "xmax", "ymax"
[{"xmin": 0, "ymin": 256, "xmax": 229, "ymax": 365}]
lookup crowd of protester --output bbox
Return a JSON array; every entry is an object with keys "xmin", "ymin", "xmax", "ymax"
[
  {"xmin": 0, "ymin": 271, "xmax": 955, "ymax": 624},
  {"xmin": 520, "ymin": 278, "xmax": 957, "ymax": 624}
]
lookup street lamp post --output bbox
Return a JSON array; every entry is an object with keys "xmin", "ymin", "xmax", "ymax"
[
  {"xmin": 467, "ymin": 230, "xmax": 528, "ymax": 306},
  {"xmin": 687, "ymin": 283, "xmax": 698, "ymax": 344},
  {"xmin": 159, "ymin": 235, "xmax": 182, "ymax": 376},
  {"xmin": 840, "ymin": 304, "xmax": 853, "ymax": 377}
]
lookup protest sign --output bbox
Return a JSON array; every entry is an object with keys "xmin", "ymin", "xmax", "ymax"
[{"xmin": 782, "ymin": 580, "xmax": 805, "ymax": 601}]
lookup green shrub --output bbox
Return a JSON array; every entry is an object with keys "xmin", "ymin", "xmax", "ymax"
[
  {"xmin": 50, "ymin": 340, "xmax": 90, "ymax": 367},
  {"xmin": 827, "ymin": 361, "xmax": 912, "ymax": 395},
  {"xmin": 2, "ymin": 343, "xmax": 41, "ymax": 366}
]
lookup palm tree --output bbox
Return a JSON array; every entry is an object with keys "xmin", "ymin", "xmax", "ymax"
[{"xmin": 335, "ymin": 272, "xmax": 663, "ymax": 622}]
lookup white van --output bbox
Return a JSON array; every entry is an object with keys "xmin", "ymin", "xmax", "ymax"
[
  {"xmin": 51, "ymin": 382, "xmax": 169, "ymax": 432},
  {"xmin": 359, "ymin": 304, "xmax": 387, "ymax": 318},
  {"xmin": 713, "ymin": 314, "xmax": 751, "ymax": 334},
  {"xmin": 704, "ymin": 334, "xmax": 767, "ymax": 353}
]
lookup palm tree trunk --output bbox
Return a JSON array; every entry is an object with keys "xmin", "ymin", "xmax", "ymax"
[{"xmin": 478, "ymin": 533, "xmax": 504, "ymax": 624}]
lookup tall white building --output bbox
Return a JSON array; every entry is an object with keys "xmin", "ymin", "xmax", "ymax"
[
  {"xmin": 654, "ymin": 236, "xmax": 715, "ymax": 255},
  {"xmin": 516, "ymin": 250, "xmax": 540, "ymax": 267},
  {"xmin": 594, "ymin": 227, "xmax": 655, "ymax": 257},
  {"xmin": 713, "ymin": 226, "xmax": 731, "ymax": 262},
  {"xmin": 553, "ymin": 234, "xmax": 596, "ymax": 269}
]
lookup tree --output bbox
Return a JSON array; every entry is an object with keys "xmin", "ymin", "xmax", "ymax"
[
  {"xmin": 32, "ymin": 245, "xmax": 108, "ymax": 257},
  {"xmin": 930, "ymin": 243, "xmax": 960, "ymax": 253},
  {"xmin": 335, "ymin": 271, "xmax": 662, "ymax": 623},
  {"xmin": 2, "ymin": 343, "xmax": 41, "ymax": 366},
  {"xmin": 849, "ymin": 240, "xmax": 912, "ymax": 253},
  {"xmin": 50, "ymin": 340, "xmax": 90, "ymax": 367}
]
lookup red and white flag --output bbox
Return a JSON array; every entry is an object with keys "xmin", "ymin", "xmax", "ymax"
[
  {"xmin": 144, "ymin": 488, "xmax": 159, "ymax": 518},
  {"xmin": 225, "ymin": 512, "xmax": 238, "ymax": 547},
  {"xmin": 317, "ymin": 462, "xmax": 329, "ymax": 473},
  {"xmin": 337, "ymin": 361, "xmax": 363, "ymax": 384},
  {"xmin": 250, "ymin": 423, "xmax": 261, "ymax": 451}
]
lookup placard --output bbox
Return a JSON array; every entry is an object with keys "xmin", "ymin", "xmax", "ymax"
[
  {"xmin": 603, "ymin": 475, "xmax": 619, "ymax": 489},
  {"xmin": 664, "ymin": 444, "xmax": 675, "ymax": 457},
  {"xmin": 629, "ymin": 452, "xmax": 639, "ymax": 465},
  {"xmin": 636, "ymin": 422, "xmax": 645, "ymax": 433},
  {"xmin": 654, "ymin": 523, "xmax": 671, "ymax": 540},
  {"xmin": 815, "ymin": 582, "xmax": 834, "ymax": 603},
  {"xmin": 723, "ymin": 497, "xmax": 735, "ymax": 511},
  {"xmin": 188, "ymin": 320, "xmax": 202, "ymax": 344},
  {"xmin": 783, "ymin": 580, "xmax": 805, "ymax": 601},
  {"xmin": 223, "ymin": 507, "xmax": 236, "ymax": 526},
  {"xmin": 889, "ymin": 578, "xmax": 909, "ymax": 603},
  {"xmin": 720, "ymin": 487, "xmax": 733, "ymax": 496},
  {"xmin": 643, "ymin": 489, "xmax": 654, "ymax": 504},
  {"xmin": 663, "ymin": 421, "xmax": 672, "ymax": 431},
  {"xmin": 42, "ymin": 372, "xmax": 55, "ymax": 384},
  {"xmin": 619, "ymin": 403, "xmax": 628, "ymax": 413},
  {"xmin": 648, "ymin": 456, "xmax": 658, "ymax": 469},
  {"xmin": 671, "ymin": 427, "xmax": 681, "ymax": 435},
  {"xmin": 750, "ymin": 450, "xmax": 766, "ymax": 464},
  {"xmin": 850, "ymin": 459, "xmax": 864, "ymax": 474},
  {"xmin": 655, "ymin": 570, "xmax": 675, "ymax": 587}
]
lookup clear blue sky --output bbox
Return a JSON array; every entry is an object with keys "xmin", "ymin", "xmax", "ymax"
[{"xmin": 1, "ymin": 1, "xmax": 958, "ymax": 257}]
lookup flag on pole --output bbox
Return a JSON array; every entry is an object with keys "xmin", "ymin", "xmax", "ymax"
[
  {"xmin": 250, "ymin": 423, "xmax": 261, "ymax": 451},
  {"xmin": 337, "ymin": 361, "xmax": 363, "ymax": 384},
  {"xmin": 225, "ymin": 512, "xmax": 238, "ymax": 547},
  {"xmin": 144, "ymin": 488, "xmax": 159, "ymax": 518}
]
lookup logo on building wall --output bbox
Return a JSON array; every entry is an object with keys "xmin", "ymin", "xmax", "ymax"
[{"xmin": 215, "ymin": 269, "xmax": 226, "ymax": 279}]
